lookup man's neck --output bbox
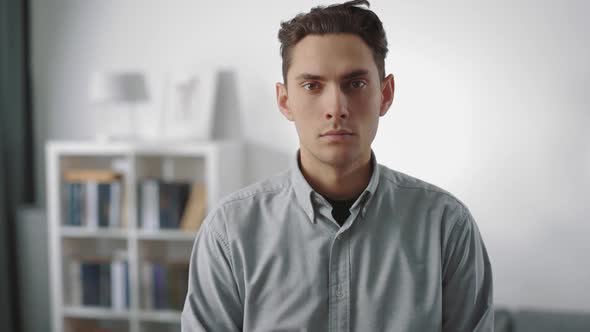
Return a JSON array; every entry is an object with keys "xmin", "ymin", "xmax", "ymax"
[{"xmin": 299, "ymin": 150, "xmax": 372, "ymax": 201}]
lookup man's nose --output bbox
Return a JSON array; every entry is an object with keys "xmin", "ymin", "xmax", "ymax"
[{"xmin": 324, "ymin": 85, "xmax": 349, "ymax": 120}]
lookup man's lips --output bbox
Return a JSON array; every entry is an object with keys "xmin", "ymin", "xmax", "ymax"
[{"xmin": 320, "ymin": 130, "xmax": 353, "ymax": 137}]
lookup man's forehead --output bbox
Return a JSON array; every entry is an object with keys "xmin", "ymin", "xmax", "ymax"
[{"xmin": 288, "ymin": 33, "xmax": 378, "ymax": 80}]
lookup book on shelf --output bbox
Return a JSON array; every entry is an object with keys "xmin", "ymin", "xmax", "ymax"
[
  {"xmin": 111, "ymin": 254, "xmax": 129, "ymax": 310},
  {"xmin": 63, "ymin": 169, "xmax": 125, "ymax": 229},
  {"xmin": 180, "ymin": 182, "xmax": 207, "ymax": 232},
  {"xmin": 138, "ymin": 179, "xmax": 206, "ymax": 232},
  {"xmin": 140, "ymin": 260, "xmax": 189, "ymax": 311},
  {"xmin": 69, "ymin": 255, "xmax": 130, "ymax": 309},
  {"xmin": 63, "ymin": 169, "xmax": 123, "ymax": 183}
]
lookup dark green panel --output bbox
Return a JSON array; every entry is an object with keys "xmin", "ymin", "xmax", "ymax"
[{"xmin": 1, "ymin": 0, "xmax": 35, "ymax": 331}]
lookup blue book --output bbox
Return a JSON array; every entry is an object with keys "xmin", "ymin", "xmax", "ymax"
[
  {"xmin": 153, "ymin": 263, "xmax": 168, "ymax": 309},
  {"xmin": 124, "ymin": 261, "xmax": 130, "ymax": 308},
  {"xmin": 175, "ymin": 183, "xmax": 191, "ymax": 229},
  {"xmin": 67, "ymin": 183, "xmax": 83, "ymax": 226},
  {"xmin": 137, "ymin": 182, "xmax": 143, "ymax": 228},
  {"xmin": 78, "ymin": 183, "xmax": 86, "ymax": 226},
  {"xmin": 99, "ymin": 263, "xmax": 111, "ymax": 307},
  {"xmin": 160, "ymin": 182, "xmax": 191, "ymax": 229},
  {"xmin": 77, "ymin": 183, "xmax": 85, "ymax": 226},
  {"xmin": 168, "ymin": 183, "xmax": 179, "ymax": 229},
  {"xmin": 98, "ymin": 183, "xmax": 111, "ymax": 227},
  {"xmin": 81, "ymin": 263, "xmax": 100, "ymax": 306},
  {"xmin": 159, "ymin": 182, "xmax": 171, "ymax": 229},
  {"xmin": 66, "ymin": 183, "xmax": 75, "ymax": 226}
]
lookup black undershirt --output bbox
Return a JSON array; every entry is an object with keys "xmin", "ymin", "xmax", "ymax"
[{"xmin": 322, "ymin": 195, "xmax": 358, "ymax": 226}]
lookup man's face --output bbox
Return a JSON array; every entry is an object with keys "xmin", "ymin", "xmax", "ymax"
[{"xmin": 277, "ymin": 33, "xmax": 394, "ymax": 169}]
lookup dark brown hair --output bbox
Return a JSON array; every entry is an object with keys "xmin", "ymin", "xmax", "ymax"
[{"xmin": 278, "ymin": 0, "xmax": 388, "ymax": 84}]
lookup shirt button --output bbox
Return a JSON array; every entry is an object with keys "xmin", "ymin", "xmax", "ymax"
[{"xmin": 336, "ymin": 287, "xmax": 344, "ymax": 298}]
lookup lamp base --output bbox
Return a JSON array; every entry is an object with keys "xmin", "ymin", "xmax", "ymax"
[{"xmin": 94, "ymin": 132, "xmax": 143, "ymax": 143}]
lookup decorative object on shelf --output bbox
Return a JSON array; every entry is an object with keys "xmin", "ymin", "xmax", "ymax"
[
  {"xmin": 89, "ymin": 71, "xmax": 150, "ymax": 141},
  {"xmin": 159, "ymin": 67, "xmax": 217, "ymax": 141}
]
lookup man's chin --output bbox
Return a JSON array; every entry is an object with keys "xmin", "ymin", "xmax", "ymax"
[
  {"xmin": 300, "ymin": 143, "xmax": 365, "ymax": 169},
  {"xmin": 318, "ymin": 149, "xmax": 359, "ymax": 168}
]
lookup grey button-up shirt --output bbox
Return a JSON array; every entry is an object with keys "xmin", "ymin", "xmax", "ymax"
[{"xmin": 182, "ymin": 153, "xmax": 494, "ymax": 331}]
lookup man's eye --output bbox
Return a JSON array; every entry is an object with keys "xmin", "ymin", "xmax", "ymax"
[
  {"xmin": 349, "ymin": 80, "xmax": 367, "ymax": 89},
  {"xmin": 302, "ymin": 82, "xmax": 319, "ymax": 90}
]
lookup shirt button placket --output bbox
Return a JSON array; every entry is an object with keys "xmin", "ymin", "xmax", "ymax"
[
  {"xmin": 328, "ymin": 232, "xmax": 350, "ymax": 332},
  {"xmin": 329, "ymin": 233, "xmax": 341, "ymax": 331},
  {"xmin": 341, "ymin": 233, "xmax": 350, "ymax": 332}
]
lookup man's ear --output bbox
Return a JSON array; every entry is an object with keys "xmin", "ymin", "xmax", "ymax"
[
  {"xmin": 276, "ymin": 82, "xmax": 294, "ymax": 121},
  {"xmin": 379, "ymin": 74, "xmax": 394, "ymax": 117}
]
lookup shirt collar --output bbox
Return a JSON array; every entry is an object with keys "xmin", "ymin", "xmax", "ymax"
[{"xmin": 290, "ymin": 150, "xmax": 380, "ymax": 224}]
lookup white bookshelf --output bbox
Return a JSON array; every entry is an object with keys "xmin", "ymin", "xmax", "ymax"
[{"xmin": 47, "ymin": 140, "xmax": 243, "ymax": 332}]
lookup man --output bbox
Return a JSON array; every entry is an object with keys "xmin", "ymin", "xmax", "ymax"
[{"xmin": 181, "ymin": 1, "xmax": 493, "ymax": 331}]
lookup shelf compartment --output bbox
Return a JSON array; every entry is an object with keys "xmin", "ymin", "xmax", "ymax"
[
  {"xmin": 138, "ymin": 242, "xmax": 190, "ymax": 313},
  {"xmin": 61, "ymin": 237, "xmax": 127, "ymax": 258}
]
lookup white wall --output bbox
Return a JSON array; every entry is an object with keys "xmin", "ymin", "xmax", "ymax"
[{"xmin": 32, "ymin": 0, "xmax": 590, "ymax": 311}]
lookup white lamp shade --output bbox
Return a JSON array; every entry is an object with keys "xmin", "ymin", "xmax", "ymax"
[{"xmin": 89, "ymin": 71, "xmax": 149, "ymax": 103}]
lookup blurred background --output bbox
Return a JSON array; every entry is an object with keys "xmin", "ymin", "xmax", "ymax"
[{"xmin": 1, "ymin": 0, "xmax": 589, "ymax": 331}]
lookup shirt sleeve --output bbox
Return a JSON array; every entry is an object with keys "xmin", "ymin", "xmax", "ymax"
[
  {"xmin": 442, "ymin": 207, "xmax": 494, "ymax": 332},
  {"xmin": 181, "ymin": 208, "xmax": 243, "ymax": 332}
]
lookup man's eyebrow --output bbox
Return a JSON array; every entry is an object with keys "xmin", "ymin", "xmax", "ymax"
[
  {"xmin": 295, "ymin": 73, "xmax": 324, "ymax": 81},
  {"xmin": 341, "ymin": 69, "xmax": 370, "ymax": 80},
  {"xmin": 294, "ymin": 69, "xmax": 370, "ymax": 81}
]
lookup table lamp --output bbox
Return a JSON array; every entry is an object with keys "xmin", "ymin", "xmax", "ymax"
[{"xmin": 89, "ymin": 71, "xmax": 149, "ymax": 141}]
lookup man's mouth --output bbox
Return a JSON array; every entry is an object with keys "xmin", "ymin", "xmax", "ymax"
[{"xmin": 320, "ymin": 130, "xmax": 353, "ymax": 137}]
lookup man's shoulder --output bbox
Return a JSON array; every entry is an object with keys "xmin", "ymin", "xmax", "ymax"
[
  {"xmin": 201, "ymin": 169, "xmax": 293, "ymax": 232},
  {"xmin": 377, "ymin": 164, "xmax": 469, "ymax": 212},
  {"xmin": 216, "ymin": 169, "xmax": 292, "ymax": 208}
]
